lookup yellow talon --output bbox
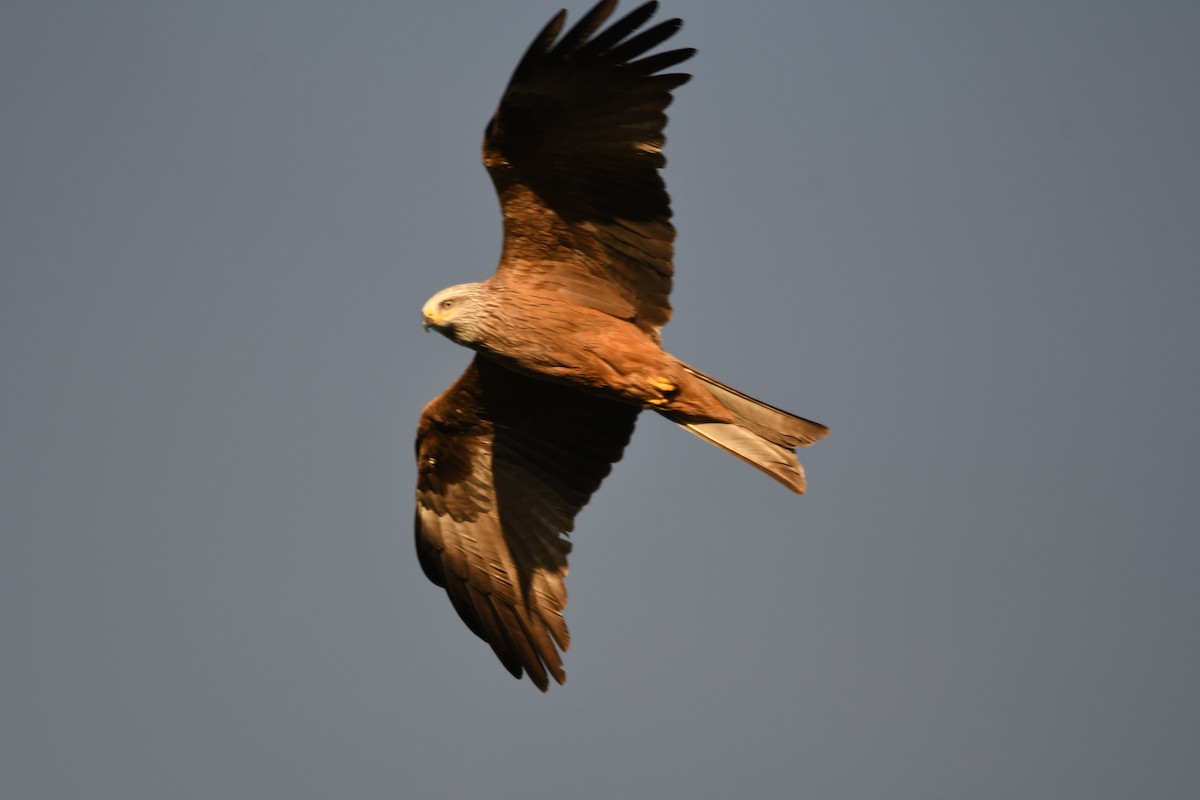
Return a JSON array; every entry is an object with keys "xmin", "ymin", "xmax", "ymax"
[
  {"xmin": 648, "ymin": 397, "xmax": 670, "ymax": 406},
  {"xmin": 649, "ymin": 376, "xmax": 677, "ymax": 393}
]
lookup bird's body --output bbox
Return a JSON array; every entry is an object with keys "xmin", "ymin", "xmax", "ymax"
[
  {"xmin": 424, "ymin": 282, "xmax": 721, "ymax": 416},
  {"xmin": 415, "ymin": 0, "xmax": 828, "ymax": 691}
]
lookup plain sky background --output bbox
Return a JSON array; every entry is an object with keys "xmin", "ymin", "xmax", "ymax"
[{"xmin": 3, "ymin": 1, "xmax": 1198, "ymax": 798}]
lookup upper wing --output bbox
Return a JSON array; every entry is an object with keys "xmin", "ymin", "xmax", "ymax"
[
  {"xmin": 415, "ymin": 355, "xmax": 640, "ymax": 690},
  {"xmin": 483, "ymin": 0, "xmax": 695, "ymax": 339}
]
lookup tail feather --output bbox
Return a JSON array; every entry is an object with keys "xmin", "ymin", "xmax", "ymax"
[
  {"xmin": 683, "ymin": 422, "xmax": 809, "ymax": 493},
  {"xmin": 682, "ymin": 366, "xmax": 828, "ymax": 448},
  {"xmin": 666, "ymin": 366, "xmax": 829, "ymax": 494}
]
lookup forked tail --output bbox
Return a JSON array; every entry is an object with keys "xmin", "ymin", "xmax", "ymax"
[{"xmin": 666, "ymin": 366, "xmax": 828, "ymax": 494}]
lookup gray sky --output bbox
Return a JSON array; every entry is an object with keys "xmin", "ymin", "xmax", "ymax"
[{"xmin": 3, "ymin": 1, "xmax": 1198, "ymax": 798}]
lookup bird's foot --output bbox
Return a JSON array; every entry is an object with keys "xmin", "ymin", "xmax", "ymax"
[{"xmin": 646, "ymin": 375, "xmax": 678, "ymax": 406}]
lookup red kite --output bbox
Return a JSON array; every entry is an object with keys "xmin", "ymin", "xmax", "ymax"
[{"xmin": 415, "ymin": 0, "xmax": 828, "ymax": 690}]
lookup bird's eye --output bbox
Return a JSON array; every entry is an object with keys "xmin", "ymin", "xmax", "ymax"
[{"xmin": 440, "ymin": 299, "xmax": 453, "ymax": 310}]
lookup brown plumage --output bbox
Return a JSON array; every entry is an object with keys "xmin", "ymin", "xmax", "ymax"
[{"xmin": 415, "ymin": 0, "xmax": 828, "ymax": 691}]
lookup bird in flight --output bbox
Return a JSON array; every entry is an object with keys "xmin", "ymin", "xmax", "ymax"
[{"xmin": 415, "ymin": 0, "xmax": 828, "ymax": 691}]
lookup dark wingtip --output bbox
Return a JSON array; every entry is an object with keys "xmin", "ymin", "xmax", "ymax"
[
  {"xmin": 510, "ymin": 8, "xmax": 568, "ymax": 81},
  {"xmin": 555, "ymin": 0, "xmax": 619, "ymax": 54}
]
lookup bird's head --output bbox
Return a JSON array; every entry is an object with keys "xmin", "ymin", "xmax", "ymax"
[{"xmin": 421, "ymin": 282, "xmax": 487, "ymax": 345}]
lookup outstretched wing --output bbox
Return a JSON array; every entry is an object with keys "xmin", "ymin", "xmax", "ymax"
[
  {"xmin": 415, "ymin": 355, "xmax": 640, "ymax": 690},
  {"xmin": 483, "ymin": 0, "xmax": 695, "ymax": 339}
]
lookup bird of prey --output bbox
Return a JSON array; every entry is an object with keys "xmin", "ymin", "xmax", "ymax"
[{"xmin": 415, "ymin": 0, "xmax": 828, "ymax": 691}]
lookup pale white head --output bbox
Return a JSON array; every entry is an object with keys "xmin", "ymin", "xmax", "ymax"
[{"xmin": 421, "ymin": 282, "xmax": 488, "ymax": 345}]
